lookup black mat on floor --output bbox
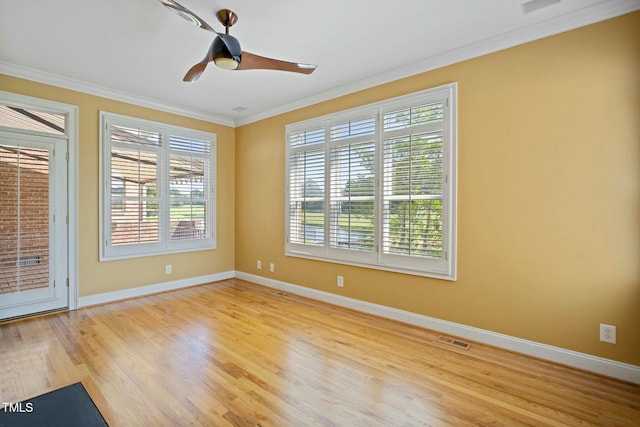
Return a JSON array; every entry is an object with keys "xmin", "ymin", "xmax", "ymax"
[{"xmin": 0, "ymin": 382, "xmax": 108, "ymax": 427}]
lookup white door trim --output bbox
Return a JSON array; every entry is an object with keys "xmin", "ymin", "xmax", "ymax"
[{"xmin": 0, "ymin": 91, "xmax": 79, "ymax": 311}]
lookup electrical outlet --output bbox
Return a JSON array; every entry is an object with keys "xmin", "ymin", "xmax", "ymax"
[
  {"xmin": 337, "ymin": 275, "xmax": 344, "ymax": 287},
  {"xmin": 269, "ymin": 263, "xmax": 275, "ymax": 273},
  {"xmin": 257, "ymin": 260, "xmax": 262, "ymax": 270},
  {"xmin": 165, "ymin": 264, "xmax": 172, "ymax": 275},
  {"xmin": 600, "ymin": 324, "xmax": 616, "ymax": 344}
]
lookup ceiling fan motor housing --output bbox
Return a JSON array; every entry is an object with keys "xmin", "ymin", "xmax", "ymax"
[{"xmin": 213, "ymin": 35, "xmax": 242, "ymax": 69}]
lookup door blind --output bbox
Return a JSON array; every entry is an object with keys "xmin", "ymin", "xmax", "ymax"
[{"xmin": 0, "ymin": 145, "xmax": 50, "ymax": 294}]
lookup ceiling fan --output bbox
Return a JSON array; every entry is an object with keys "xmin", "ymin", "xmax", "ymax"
[{"xmin": 159, "ymin": 0, "xmax": 317, "ymax": 82}]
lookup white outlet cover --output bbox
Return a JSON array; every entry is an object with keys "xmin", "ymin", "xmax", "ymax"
[{"xmin": 599, "ymin": 324, "xmax": 616, "ymax": 344}]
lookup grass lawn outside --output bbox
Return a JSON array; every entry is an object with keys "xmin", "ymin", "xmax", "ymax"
[
  {"xmin": 302, "ymin": 211, "xmax": 373, "ymax": 231},
  {"xmin": 146, "ymin": 204, "xmax": 205, "ymax": 221}
]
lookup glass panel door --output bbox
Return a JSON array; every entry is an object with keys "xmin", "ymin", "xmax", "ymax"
[{"xmin": 0, "ymin": 135, "xmax": 67, "ymax": 319}]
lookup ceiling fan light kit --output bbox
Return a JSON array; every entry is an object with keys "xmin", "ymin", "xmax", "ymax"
[{"xmin": 159, "ymin": 0, "xmax": 317, "ymax": 81}]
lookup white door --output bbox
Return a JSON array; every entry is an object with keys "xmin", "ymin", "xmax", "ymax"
[{"xmin": 0, "ymin": 132, "xmax": 68, "ymax": 319}]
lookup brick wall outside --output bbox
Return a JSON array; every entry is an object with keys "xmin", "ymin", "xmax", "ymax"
[{"xmin": 0, "ymin": 158, "xmax": 50, "ymax": 294}]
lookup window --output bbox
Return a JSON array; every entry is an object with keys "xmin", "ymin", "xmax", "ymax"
[
  {"xmin": 100, "ymin": 112, "xmax": 216, "ymax": 260},
  {"xmin": 285, "ymin": 83, "xmax": 456, "ymax": 279},
  {"xmin": 0, "ymin": 104, "xmax": 65, "ymax": 135}
]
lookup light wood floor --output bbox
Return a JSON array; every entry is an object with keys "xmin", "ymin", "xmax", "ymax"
[{"xmin": 1, "ymin": 279, "xmax": 638, "ymax": 426}]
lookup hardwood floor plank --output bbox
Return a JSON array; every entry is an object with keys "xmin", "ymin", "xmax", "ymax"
[{"xmin": 1, "ymin": 279, "xmax": 638, "ymax": 426}]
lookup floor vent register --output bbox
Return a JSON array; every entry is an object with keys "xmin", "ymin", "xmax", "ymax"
[{"xmin": 434, "ymin": 335, "xmax": 472, "ymax": 350}]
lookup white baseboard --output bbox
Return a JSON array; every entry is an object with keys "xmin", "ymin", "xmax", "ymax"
[
  {"xmin": 78, "ymin": 271, "xmax": 235, "ymax": 308},
  {"xmin": 235, "ymin": 271, "xmax": 640, "ymax": 385},
  {"xmin": 75, "ymin": 270, "xmax": 639, "ymax": 384}
]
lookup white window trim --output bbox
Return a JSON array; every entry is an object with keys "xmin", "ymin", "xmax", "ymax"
[
  {"xmin": 99, "ymin": 111, "xmax": 216, "ymax": 261},
  {"xmin": 285, "ymin": 83, "xmax": 457, "ymax": 280}
]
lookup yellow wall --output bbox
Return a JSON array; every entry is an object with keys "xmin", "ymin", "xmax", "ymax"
[
  {"xmin": 0, "ymin": 76, "xmax": 236, "ymax": 296},
  {"xmin": 235, "ymin": 12, "xmax": 640, "ymax": 364}
]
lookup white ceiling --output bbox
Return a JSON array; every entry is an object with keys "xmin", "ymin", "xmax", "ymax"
[{"xmin": 0, "ymin": 0, "xmax": 637, "ymax": 126}]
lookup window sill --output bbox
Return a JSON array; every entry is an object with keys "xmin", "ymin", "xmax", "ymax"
[
  {"xmin": 285, "ymin": 250, "xmax": 456, "ymax": 281},
  {"xmin": 100, "ymin": 242, "xmax": 216, "ymax": 262}
]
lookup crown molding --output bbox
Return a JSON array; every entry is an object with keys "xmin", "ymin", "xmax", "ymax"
[
  {"xmin": 234, "ymin": 0, "xmax": 639, "ymax": 126},
  {"xmin": 0, "ymin": 62, "xmax": 236, "ymax": 128}
]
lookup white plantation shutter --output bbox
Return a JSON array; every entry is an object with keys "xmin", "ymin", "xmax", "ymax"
[
  {"xmin": 287, "ymin": 128, "xmax": 325, "ymax": 248},
  {"xmin": 101, "ymin": 113, "xmax": 216, "ymax": 260},
  {"xmin": 289, "ymin": 128, "xmax": 325, "ymax": 147},
  {"xmin": 285, "ymin": 84, "xmax": 456, "ymax": 279},
  {"xmin": 109, "ymin": 125, "xmax": 161, "ymax": 246},
  {"xmin": 169, "ymin": 134, "xmax": 211, "ymax": 242},
  {"xmin": 382, "ymin": 132, "xmax": 444, "ymax": 254},
  {"xmin": 380, "ymin": 98, "xmax": 452, "ymax": 275},
  {"xmin": 382, "ymin": 101, "xmax": 444, "ymax": 131},
  {"xmin": 382, "ymin": 101, "xmax": 445, "ymax": 259},
  {"xmin": 169, "ymin": 134, "xmax": 210, "ymax": 153},
  {"xmin": 329, "ymin": 117, "xmax": 376, "ymax": 253}
]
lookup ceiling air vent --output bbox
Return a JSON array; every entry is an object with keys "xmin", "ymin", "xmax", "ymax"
[
  {"xmin": 522, "ymin": 0, "xmax": 561, "ymax": 14},
  {"xmin": 434, "ymin": 335, "xmax": 472, "ymax": 350}
]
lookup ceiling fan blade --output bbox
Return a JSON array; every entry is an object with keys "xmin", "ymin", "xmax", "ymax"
[
  {"xmin": 183, "ymin": 60, "xmax": 209, "ymax": 82},
  {"xmin": 238, "ymin": 52, "xmax": 317, "ymax": 74},
  {"xmin": 159, "ymin": 0, "xmax": 218, "ymax": 34}
]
